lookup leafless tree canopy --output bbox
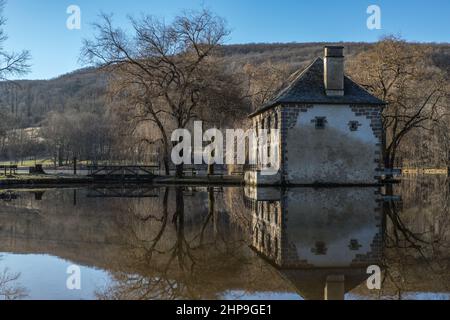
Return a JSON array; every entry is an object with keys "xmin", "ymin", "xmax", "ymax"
[
  {"xmin": 0, "ymin": 0, "xmax": 30, "ymax": 81},
  {"xmin": 82, "ymin": 9, "xmax": 236, "ymax": 175},
  {"xmin": 242, "ymin": 61, "xmax": 291, "ymax": 111},
  {"xmin": 0, "ymin": 0, "xmax": 30, "ymax": 154},
  {"xmin": 348, "ymin": 36, "xmax": 450, "ymax": 168},
  {"xmin": 0, "ymin": 262, "xmax": 28, "ymax": 300},
  {"xmin": 0, "ymin": 6, "xmax": 448, "ymax": 172}
]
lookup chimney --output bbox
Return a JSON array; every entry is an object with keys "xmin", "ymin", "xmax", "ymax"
[{"xmin": 324, "ymin": 46, "xmax": 344, "ymax": 96}]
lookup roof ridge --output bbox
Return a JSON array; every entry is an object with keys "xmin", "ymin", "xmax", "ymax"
[
  {"xmin": 273, "ymin": 57, "xmax": 323, "ymax": 101},
  {"xmin": 289, "ymin": 57, "xmax": 323, "ymax": 83},
  {"xmin": 249, "ymin": 56, "xmax": 386, "ymax": 118}
]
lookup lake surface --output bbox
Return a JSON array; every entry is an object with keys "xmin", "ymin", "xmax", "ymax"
[{"xmin": 0, "ymin": 177, "xmax": 449, "ymax": 300}]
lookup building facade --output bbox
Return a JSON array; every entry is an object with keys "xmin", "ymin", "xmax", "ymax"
[{"xmin": 245, "ymin": 46, "xmax": 386, "ymax": 185}]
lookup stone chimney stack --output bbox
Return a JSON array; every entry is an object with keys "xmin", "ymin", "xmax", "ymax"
[{"xmin": 324, "ymin": 46, "xmax": 344, "ymax": 96}]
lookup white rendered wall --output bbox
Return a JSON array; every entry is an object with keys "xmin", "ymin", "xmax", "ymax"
[{"xmin": 286, "ymin": 105, "xmax": 380, "ymax": 184}]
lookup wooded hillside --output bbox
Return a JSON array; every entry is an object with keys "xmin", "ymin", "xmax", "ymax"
[{"xmin": 0, "ymin": 41, "xmax": 449, "ymax": 166}]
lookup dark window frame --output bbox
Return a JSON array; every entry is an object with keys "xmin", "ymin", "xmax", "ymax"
[
  {"xmin": 349, "ymin": 120, "xmax": 361, "ymax": 132},
  {"xmin": 312, "ymin": 117, "xmax": 327, "ymax": 130}
]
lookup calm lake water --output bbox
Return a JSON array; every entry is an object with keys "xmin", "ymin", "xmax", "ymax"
[{"xmin": 0, "ymin": 177, "xmax": 449, "ymax": 300}]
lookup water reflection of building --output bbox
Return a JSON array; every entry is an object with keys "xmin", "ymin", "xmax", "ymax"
[{"xmin": 245, "ymin": 187, "xmax": 383, "ymax": 300}]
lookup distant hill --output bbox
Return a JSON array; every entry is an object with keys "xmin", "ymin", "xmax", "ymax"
[
  {"xmin": 0, "ymin": 67, "xmax": 108, "ymax": 127},
  {"xmin": 217, "ymin": 42, "xmax": 375, "ymax": 70},
  {"xmin": 1, "ymin": 42, "xmax": 449, "ymax": 128}
]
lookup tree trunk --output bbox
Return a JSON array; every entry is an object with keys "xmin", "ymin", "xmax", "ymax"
[
  {"xmin": 162, "ymin": 155, "xmax": 170, "ymax": 176},
  {"xmin": 158, "ymin": 126, "xmax": 171, "ymax": 176},
  {"xmin": 58, "ymin": 147, "xmax": 64, "ymax": 167},
  {"xmin": 383, "ymin": 154, "xmax": 394, "ymax": 180},
  {"xmin": 176, "ymin": 164, "xmax": 183, "ymax": 178},
  {"xmin": 174, "ymin": 187, "xmax": 184, "ymax": 226}
]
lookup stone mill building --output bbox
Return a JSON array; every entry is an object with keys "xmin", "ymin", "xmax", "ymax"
[{"xmin": 245, "ymin": 46, "xmax": 386, "ymax": 185}]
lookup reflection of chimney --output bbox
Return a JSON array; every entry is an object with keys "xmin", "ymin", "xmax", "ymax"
[
  {"xmin": 324, "ymin": 275, "xmax": 345, "ymax": 300},
  {"xmin": 324, "ymin": 46, "xmax": 344, "ymax": 96}
]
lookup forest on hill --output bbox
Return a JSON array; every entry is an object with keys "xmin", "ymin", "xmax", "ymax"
[
  {"xmin": 0, "ymin": 40, "xmax": 449, "ymax": 168},
  {"xmin": 4, "ymin": 42, "xmax": 450, "ymax": 128}
]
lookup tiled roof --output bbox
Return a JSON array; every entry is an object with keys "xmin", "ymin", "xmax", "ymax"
[{"xmin": 249, "ymin": 58, "xmax": 386, "ymax": 117}]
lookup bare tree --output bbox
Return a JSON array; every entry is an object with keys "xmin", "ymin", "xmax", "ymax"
[
  {"xmin": 0, "ymin": 0, "xmax": 30, "ymax": 81},
  {"xmin": 348, "ymin": 36, "xmax": 449, "ymax": 170},
  {"xmin": 242, "ymin": 61, "xmax": 291, "ymax": 111},
  {"xmin": 195, "ymin": 59, "xmax": 250, "ymax": 128},
  {"xmin": 0, "ymin": 266, "xmax": 27, "ymax": 300},
  {"xmin": 82, "ymin": 9, "xmax": 230, "ymax": 176},
  {"xmin": 41, "ymin": 110, "xmax": 119, "ymax": 167},
  {"xmin": 0, "ymin": 0, "xmax": 30, "ymax": 148}
]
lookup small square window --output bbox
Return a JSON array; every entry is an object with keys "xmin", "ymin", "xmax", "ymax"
[
  {"xmin": 311, "ymin": 241, "xmax": 328, "ymax": 255},
  {"xmin": 312, "ymin": 117, "xmax": 327, "ymax": 129},
  {"xmin": 349, "ymin": 121, "xmax": 361, "ymax": 132},
  {"xmin": 349, "ymin": 239, "xmax": 362, "ymax": 251}
]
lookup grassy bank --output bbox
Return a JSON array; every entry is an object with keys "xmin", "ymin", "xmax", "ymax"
[
  {"xmin": 0, "ymin": 173, "xmax": 244, "ymax": 188},
  {"xmin": 0, "ymin": 159, "xmax": 54, "ymax": 167}
]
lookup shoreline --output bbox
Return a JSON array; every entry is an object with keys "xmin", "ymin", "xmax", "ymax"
[
  {"xmin": 0, "ymin": 174, "xmax": 412, "ymax": 190},
  {"xmin": 0, "ymin": 175, "xmax": 93, "ymax": 187},
  {"xmin": 0, "ymin": 174, "xmax": 244, "ymax": 189}
]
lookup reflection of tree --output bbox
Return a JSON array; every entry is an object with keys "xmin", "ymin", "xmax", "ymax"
[
  {"xmin": 385, "ymin": 200, "xmax": 430, "ymax": 251},
  {"xmin": 380, "ymin": 179, "xmax": 450, "ymax": 299},
  {"xmin": 170, "ymin": 187, "xmax": 196, "ymax": 273},
  {"xmin": 102, "ymin": 187, "xmax": 186, "ymax": 300},
  {"xmin": 97, "ymin": 187, "xmax": 254, "ymax": 300},
  {"xmin": 0, "ymin": 258, "xmax": 28, "ymax": 300}
]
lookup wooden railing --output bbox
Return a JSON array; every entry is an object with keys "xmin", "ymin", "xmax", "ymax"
[{"xmin": 87, "ymin": 165, "xmax": 160, "ymax": 180}]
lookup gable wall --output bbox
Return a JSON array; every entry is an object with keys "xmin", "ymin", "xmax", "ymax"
[{"xmin": 281, "ymin": 103, "xmax": 383, "ymax": 184}]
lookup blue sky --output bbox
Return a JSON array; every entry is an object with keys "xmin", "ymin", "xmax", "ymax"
[{"xmin": 3, "ymin": 0, "xmax": 449, "ymax": 80}]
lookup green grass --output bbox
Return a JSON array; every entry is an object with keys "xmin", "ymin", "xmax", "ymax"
[
  {"xmin": 0, "ymin": 174, "xmax": 92, "ymax": 186},
  {"xmin": 0, "ymin": 159, "xmax": 54, "ymax": 167},
  {"xmin": 0, "ymin": 174, "xmax": 56, "ymax": 181}
]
